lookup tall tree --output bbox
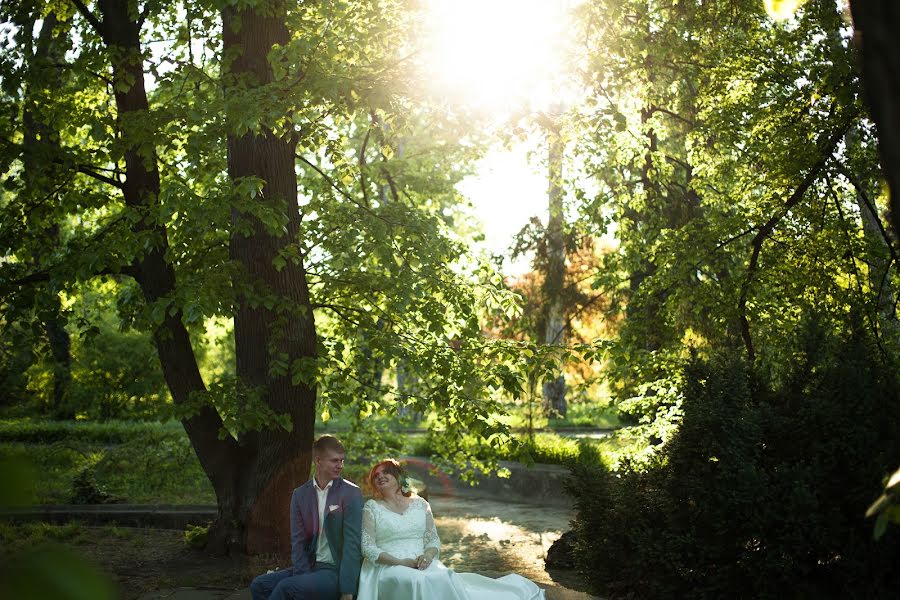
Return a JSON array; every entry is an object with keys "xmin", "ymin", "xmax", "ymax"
[
  {"xmin": 571, "ymin": 0, "xmax": 887, "ymax": 430},
  {"xmin": 0, "ymin": 0, "xmax": 517, "ymax": 554},
  {"xmin": 216, "ymin": 0, "xmax": 319, "ymax": 553},
  {"xmin": 540, "ymin": 112, "xmax": 568, "ymax": 417},
  {"xmin": 2, "ymin": 5, "xmax": 74, "ymax": 417}
]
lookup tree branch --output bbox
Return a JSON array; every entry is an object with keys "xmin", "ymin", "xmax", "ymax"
[
  {"xmin": 296, "ymin": 153, "xmax": 355, "ymax": 203},
  {"xmin": 826, "ymin": 173, "xmax": 888, "ymax": 358},
  {"xmin": 369, "ymin": 110, "xmax": 401, "ymax": 204},
  {"xmin": 650, "ymin": 104, "xmax": 696, "ymax": 127},
  {"xmin": 296, "ymin": 153, "xmax": 397, "ymax": 226},
  {"xmin": 837, "ymin": 163, "xmax": 897, "ymax": 259},
  {"xmin": 70, "ymin": 0, "xmax": 105, "ymax": 37},
  {"xmin": 358, "ymin": 126, "xmax": 372, "ymax": 208},
  {"xmin": 2, "ymin": 265, "xmax": 135, "ymax": 301},
  {"xmin": 78, "ymin": 164, "xmax": 123, "ymax": 188},
  {"xmin": 738, "ymin": 120, "xmax": 850, "ymax": 361}
]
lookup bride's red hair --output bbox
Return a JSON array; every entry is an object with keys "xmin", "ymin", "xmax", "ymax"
[{"xmin": 368, "ymin": 458, "xmax": 412, "ymax": 498}]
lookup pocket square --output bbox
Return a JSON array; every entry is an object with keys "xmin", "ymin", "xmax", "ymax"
[{"xmin": 329, "ymin": 504, "xmax": 340, "ymax": 512}]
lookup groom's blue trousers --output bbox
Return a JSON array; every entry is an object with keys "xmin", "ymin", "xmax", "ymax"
[{"xmin": 250, "ymin": 564, "xmax": 339, "ymax": 600}]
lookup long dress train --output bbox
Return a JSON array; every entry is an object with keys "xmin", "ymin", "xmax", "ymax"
[{"xmin": 357, "ymin": 496, "xmax": 544, "ymax": 600}]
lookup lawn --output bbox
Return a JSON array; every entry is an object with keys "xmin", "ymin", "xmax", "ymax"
[{"xmin": 0, "ymin": 411, "xmax": 625, "ymax": 506}]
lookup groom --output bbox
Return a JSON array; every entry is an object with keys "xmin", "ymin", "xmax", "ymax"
[{"xmin": 250, "ymin": 435, "xmax": 363, "ymax": 600}]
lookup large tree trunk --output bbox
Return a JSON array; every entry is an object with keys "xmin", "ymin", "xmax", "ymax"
[
  {"xmin": 542, "ymin": 117, "xmax": 567, "ymax": 418},
  {"xmin": 848, "ymin": 1, "xmax": 900, "ymax": 240},
  {"xmin": 91, "ymin": 0, "xmax": 265, "ymax": 555},
  {"xmin": 221, "ymin": 0, "xmax": 318, "ymax": 555},
  {"xmin": 87, "ymin": 0, "xmax": 318, "ymax": 556}
]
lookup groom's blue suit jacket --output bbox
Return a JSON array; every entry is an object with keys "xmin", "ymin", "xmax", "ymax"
[{"xmin": 290, "ymin": 477, "xmax": 363, "ymax": 596}]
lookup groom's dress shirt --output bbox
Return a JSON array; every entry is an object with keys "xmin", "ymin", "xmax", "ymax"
[{"xmin": 314, "ymin": 478, "xmax": 335, "ymax": 565}]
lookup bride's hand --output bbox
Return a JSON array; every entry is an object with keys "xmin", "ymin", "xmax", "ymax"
[
  {"xmin": 415, "ymin": 555, "xmax": 432, "ymax": 570},
  {"xmin": 402, "ymin": 558, "xmax": 418, "ymax": 569}
]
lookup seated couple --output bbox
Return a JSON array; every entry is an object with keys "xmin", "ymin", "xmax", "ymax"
[{"xmin": 251, "ymin": 435, "xmax": 544, "ymax": 600}]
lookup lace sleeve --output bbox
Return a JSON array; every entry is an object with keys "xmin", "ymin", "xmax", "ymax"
[
  {"xmin": 422, "ymin": 498, "xmax": 441, "ymax": 558},
  {"xmin": 361, "ymin": 500, "xmax": 383, "ymax": 564}
]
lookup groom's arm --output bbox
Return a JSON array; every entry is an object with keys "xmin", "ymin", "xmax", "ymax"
[
  {"xmin": 290, "ymin": 487, "xmax": 313, "ymax": 575},
  {"xmin": 338, "ymin": 487, "xmax": 363, "ymax": 597}
]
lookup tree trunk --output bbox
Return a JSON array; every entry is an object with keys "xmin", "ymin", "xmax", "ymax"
[
  {"xmin": 848, "ymin": 1, "xmax": 900, "ymax": 241},
  {"xmin": 43, "ymin": 279, "xmax": 72, "ymax": 418},
  {"xmin": 853, "ymin": 175, "xmax": 898, "ymax": 328},
  {"xmin": 93, "ymin": 0, "xmax": 263, "ymax": 554},
  {"xmin": 221, "ymin": 0, "xmax": 318, "ymax": 555},
  {"xmin": 542, "ymin": 117, "xmax": 567, "ymax": 418}
]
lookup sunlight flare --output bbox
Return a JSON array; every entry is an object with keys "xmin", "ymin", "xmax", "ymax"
[
  {"xmin": 764, "ymin": 0, "xmax": 807, "ymax": 20},
  {"xmin": 422, "ymin": 0, "xmax": 575, "ymax": 114}
]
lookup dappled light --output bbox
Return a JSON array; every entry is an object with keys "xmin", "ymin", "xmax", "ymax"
[{"xmin": 3, "ymin": 0, "xmax": 900, "ymax": 597}]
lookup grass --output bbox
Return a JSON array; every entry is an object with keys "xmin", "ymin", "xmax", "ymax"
[
  {"xmin": 0, "ymin": 435, "xmax": 215, "ymax": 505},
  {"xmin": 0, "ymin": 520, "xmax": 85, "ymax": 551},
  {"xmin": 505, "ymin": 401, "xmax": 622, "ymax": 431},
  {"xmin": 314, "ymin": 401, "xmax": 623, "ymax": 432},
  {"xmin": 0, "ymin": 419, "xmax": 185, "ymax": 444},
  {"xmin": 0, "ymin": 410, "xmax": 627, "ymax": 506}
]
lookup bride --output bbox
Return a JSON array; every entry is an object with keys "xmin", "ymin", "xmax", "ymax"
[{"xmin": 357, "ymin": 458, "xmax": 545, "ymax": 600}]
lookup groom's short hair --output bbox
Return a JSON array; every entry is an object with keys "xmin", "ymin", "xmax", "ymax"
[{"xmin": 313, "ymin": 434, "xmax": 345, "ymax": 457}]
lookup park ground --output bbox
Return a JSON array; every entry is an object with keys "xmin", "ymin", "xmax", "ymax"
[{"xmin": 2, "ymin": 495, "xmax": 583, "ymax": 600}]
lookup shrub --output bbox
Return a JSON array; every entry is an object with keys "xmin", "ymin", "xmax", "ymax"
[
  {"xmin": 70, "ymin": 466, "xmax": 119, "ymax": 504},
  {"xmin": 567, "ymin": 329, "xmax": 900, "ymax": 599},
  {"xmin": 0, "ymin": 419, "xmax": 185, "ymax": 444},
  {"xmin": 183, "ymin": 524, "xmax": 210, "ymax": 549},
  {"xmin": 0, "ymin": 422, "xmax": 214, "ymax": 504}
]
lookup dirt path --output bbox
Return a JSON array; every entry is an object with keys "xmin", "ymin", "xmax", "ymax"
[{"xmin": 430, "ymin": 495, "xmax": 571, "ymax": 585}]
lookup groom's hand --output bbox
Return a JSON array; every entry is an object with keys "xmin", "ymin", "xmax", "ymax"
[{"xmin": 339, "ymin": 595, "xmax": 353, "ymax": 600}]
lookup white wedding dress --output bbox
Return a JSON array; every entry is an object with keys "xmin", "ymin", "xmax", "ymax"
[{"xmin": 357, "ymin": 496, "xmax": 545, "ymax": 600}]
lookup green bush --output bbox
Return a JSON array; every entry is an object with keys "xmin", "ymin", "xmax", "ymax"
[
  {"xmin": 69, "ymin": 466, "xmax": 119, "ymax": 504},
  {"xmin": 415, "ymin": 427, "xmax": 619, "ymax": 468},
  {"xmin": 0, "ymin": 421, "xmax": 214, "ymax": 504},
  {"xmin": 91, "ymin": 434, "xmax": 214, "ymax": 503},
  {"xmin": 65, "ymin": 328, "xmax": 170, "ymax": 420},
  {"xmin": 567, "ymin": 329, "xmax": 900, "ymax": 599},
  {"xmin": 0, "ymin": 419, "xmax": 184, "ymax": 444},
  {"xmin": 183, "ymin": 523, "xmax": 210, "ymax": 549}
]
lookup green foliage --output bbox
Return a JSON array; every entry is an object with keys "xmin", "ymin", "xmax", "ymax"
[
  {"xmin": 0, "ymin": 419, "xmax": 185, "ymax": 444},
  {"xmin": 65, "ymin": 328, "xmax": 169, "ymax": 420},
  {"xmin": 0, "ymin": 0, "xmax": 531, "ymax": 487},
  {"xmin": 416, "ymin": 427, "xmax": 624, "ymax": 470},
  {"xmin": 867, "ymin": 466, "xmax": 900, "ymax": 539},
  {"xmin": 338, "ymin": 416, "xmax": 407, "ymax": 461},
  {"xmin": 567, "ymin": 328, "xmax": 900, "ymax": 598},
  {"xmin": 183, "ymin": 523, "xmax": 210, "ymax": 550},
  {"xmin": 0, "ymin": 308, "xmax": 35, "ymax": 408},
  {"xmin": 0, "ymin": 543, "xmax": 116, "ymax": 600},
  {"xmin": 570, "ymin": 0, "xmax": 889, "ymax": 430},
  {"xmin": 0, "ymin": 457, "xmax": 115, "ymax": 600},
  {"xmin": 13, "ymin": 280, "xmax": 171, "ymax": 420},
  {"xmin": 69, "ymin": 465, "xmax": 119, "ymax": 505},
  {"xmin": 0, "ymin": 421, "xmax": 214, "ymax": 504}
]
